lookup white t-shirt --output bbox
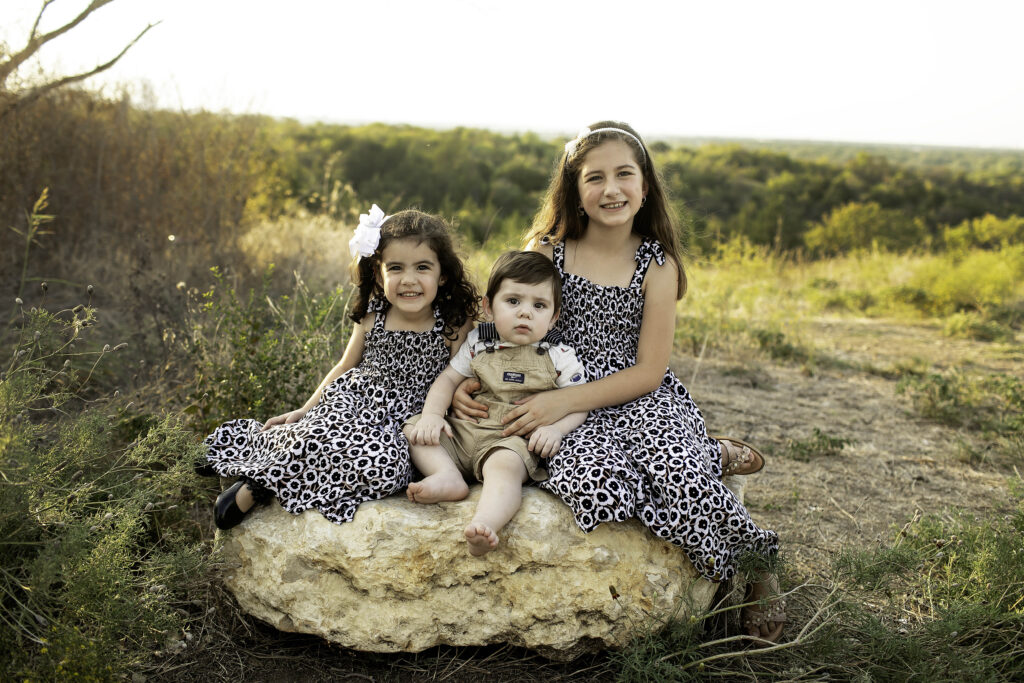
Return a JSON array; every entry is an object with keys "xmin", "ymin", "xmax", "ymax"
[{"xmin": 449, "ymin": 327, "xmax": 587, "ymax": 388}]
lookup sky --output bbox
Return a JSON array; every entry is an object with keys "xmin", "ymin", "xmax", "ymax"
[{"xmin": 3, "ymin": 0, "xmax": 1024, "ymax": 149}]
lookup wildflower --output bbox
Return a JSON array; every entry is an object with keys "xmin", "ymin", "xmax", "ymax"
[
  {"xmin": 15, "ymin": 297, "xmax": 23, "ymax": 305},
  {"xmin": 112, "ymin": 342, "xmax": 128, "ymax": 351},
  {"xmin": 40, "ymin": 282, "xmax": 48, "ymax": 292},
  {"xmin": 63, "ymin": 360, "xmax": 71, "ymax": 368},
  {"xmin": 103, "ymin": 344, "xmax": 110, "ymax": 353},
  {"xmin": 145, "ymin": 502, "xmax": 154, "ymax": 511},
  {"xmin": 87, "ymin": 284, "xmax": 94, "ymax": 294},
  {"xmin": 34, "ymin": 331, "xmax": 41, "ymax": 341},
  {"xmin": 176, "ymin": 281, "xmax": 186, "ymax": 291}
]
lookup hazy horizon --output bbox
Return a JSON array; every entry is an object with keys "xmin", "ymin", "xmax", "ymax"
[{"xmin": 5, "ymin": 0, "xmax": 1024, "ymax": 150}]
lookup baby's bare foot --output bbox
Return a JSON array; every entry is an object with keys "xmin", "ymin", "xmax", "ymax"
[
  {"xmin": 465, "ymin": 521, "xmax": 499, "ymax": 556},
  {"xmin": 406, "ymin": 473, "xmax": 468, "ymax": 504}
]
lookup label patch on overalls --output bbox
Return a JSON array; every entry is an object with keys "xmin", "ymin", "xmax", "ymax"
[{"xmin": 502, "ymin": 371, "xmax": 525, "ymax": 384}]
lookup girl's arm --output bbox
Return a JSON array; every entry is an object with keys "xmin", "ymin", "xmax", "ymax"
[
  {"xmin": 406, "ymin": 365, "xmax": 464, "ymax": 445},
  {"xmin": 260, "ymin": 317, "xmax": 371, "ymax": 431},
  {"xmin": 500, "ymin": 256, "xmax": 678, "ymax": 437}
]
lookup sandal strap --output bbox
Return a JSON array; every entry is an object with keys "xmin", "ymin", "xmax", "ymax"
[
  {"xmin": 742, "ymin": 599, "xmax": 788, "ymax": 627},
  {"xmin": 722, "ymin": 442, "xmax": 754, "ymax": 474}
]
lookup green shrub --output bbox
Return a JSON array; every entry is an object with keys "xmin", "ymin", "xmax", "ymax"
[
  {"xmin": 783, "ymin": 428, "xmax": 854, "ymax": 461},
  {"xmin": 1, "ymin": 300, "xmax": 209, "ymax": 679},
  {"xmin": 944, "ymin": 213, "xmax": 1024, "ymax": 251},
  {"xmin": 897, "ymin": 370, "xmax": 1024, "ymax": 435},
  {"xmin": 181, "ymin": 267, "xmax": 353, "ymax": 433},
  {"xmin": 943, "ymin": 312, "xmax": 1017, "ymax": 342},
  {"xmin": 804, "ymin": 201, "xmax": 928, "ymax": 255}
]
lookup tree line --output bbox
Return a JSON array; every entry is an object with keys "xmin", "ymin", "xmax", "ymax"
[{"xmin": 2, "ymin": 88, "xmax": 1023, "ymax": 303}]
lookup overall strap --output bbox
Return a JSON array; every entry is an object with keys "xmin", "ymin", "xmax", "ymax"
[
  {"xmin": 535, "ymin": 328, "xmax": 562, "ymax": 354},
  {"xmin": 477, "ymin": 321, "xmax": 499, "ymax": 352}
]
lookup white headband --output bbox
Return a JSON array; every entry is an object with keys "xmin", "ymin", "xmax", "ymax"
[
  {"xmin": 563, "ymin": 127, "xmax": 647, "ymax": 162},
  {"xmin": 348, "ymin": 204, "xmax": 390, "ymax": 260}
]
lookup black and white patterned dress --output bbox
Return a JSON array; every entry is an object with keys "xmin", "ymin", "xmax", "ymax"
[
  {"xmin": 539, "ymin": 238, "xmax": 778, "ymax": 581},
  {"xmin": 201, "ymin": 298, "xmax": 450, "ymax": 524}
]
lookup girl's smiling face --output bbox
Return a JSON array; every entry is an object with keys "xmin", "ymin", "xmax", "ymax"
[
  {"xmin": 377, "ymin": 238, "xmax": 443, "ymax": 322},
  {"xmin": 576, "ymin": 139, "xmax": 647, "ymax": 232}
]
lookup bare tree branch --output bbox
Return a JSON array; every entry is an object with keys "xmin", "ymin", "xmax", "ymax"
[
  {"xmin": 29, "ymin": 0, "xmax": 59, "ymax": 42},
  {"xmin": 0, "ymin": 20, "xmax": 158, "ymax": 121},
  {"xmin": 0, "ymin": 0, "xmax": 118, "ymax": 89}
]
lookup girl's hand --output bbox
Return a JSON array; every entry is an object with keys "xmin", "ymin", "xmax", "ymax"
[
  {"xmin": 528, "ymin": 425, "xmax": 564, "ymax": 459},
  {"xmin": 501, "ymin": 391, "xmax": 569, "ymax": 437},
  {"xmin": 451, "ymin": 378, "xmax": 487, "ymax": 421},
  {"xmin": 407, "ymin": 414, "xmax": 452, "ymax": 446},
  {"xmin": 260, "ymin": 407, "xmax": 309, "ymax": 432}
]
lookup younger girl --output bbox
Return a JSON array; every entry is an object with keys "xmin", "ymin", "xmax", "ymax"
[
  {"xmin": 199, "ymin": 207, "xmax": 478, "ymax": 529},
  {"xmin": 455, "ymin": 122, "xmax": 785, "ymax": 642}
]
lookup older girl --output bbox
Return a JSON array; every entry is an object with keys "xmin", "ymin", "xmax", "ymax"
[{"xmin": 455, "ymin": 123, "xmax": 785, "ymax": 642}]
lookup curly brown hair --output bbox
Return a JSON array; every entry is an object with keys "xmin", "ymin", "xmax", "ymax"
[
  {"xmin": 523, "ymin": 120, "xmax": 687, "ymax": 298},
  {"xmin": 349, "ymin": 209, "xmax": 479, "ymax": 338}
]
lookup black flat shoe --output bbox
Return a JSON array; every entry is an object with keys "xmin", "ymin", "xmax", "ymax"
[{"xmin": 214, "ymin": 478, "xmax": 271, "ymax": 530}]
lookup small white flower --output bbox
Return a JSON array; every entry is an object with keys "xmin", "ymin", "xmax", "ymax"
[{"xmin": 348, "ymin": 204, "xmax": 390, "ymax": 259}]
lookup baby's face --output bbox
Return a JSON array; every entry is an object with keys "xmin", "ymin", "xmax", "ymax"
[{"xmin": 485, "ymin": 278, "xmax": 558, "ymax": 346}]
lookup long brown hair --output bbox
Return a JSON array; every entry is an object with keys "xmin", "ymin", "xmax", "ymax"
[
  {"xmin": 349, "ymin": 209, "xmax": 479, "ymax": 338},
  {"xmin": 523, "ymin": 120, "xmax": 687, "ymax": 298}
]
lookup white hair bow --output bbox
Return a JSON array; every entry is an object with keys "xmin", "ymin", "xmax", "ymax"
[
  {"xmin": 563, "ymin": 127, "xmax": 591, "ymax": 157},
  {"xmin": 348, "ymin": 204, "xmax": 390, "ymax": 259}
]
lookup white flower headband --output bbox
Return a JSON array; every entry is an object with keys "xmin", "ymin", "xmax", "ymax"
[
  {"xmin": 348, "ymin": 204, "xmax": 390, "ymax": 260},
  {"xmin": 563, "ymin": 127, "xmax": 647, "ymax": 162}
]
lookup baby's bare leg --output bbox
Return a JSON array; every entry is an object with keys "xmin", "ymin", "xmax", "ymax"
[
  {"xmin": 403, "ymin": 426, "xmax": 469, "ymax": 504},
  {"xmin": 465, "ymin": 449, "xmax": 528, "ymax": 556}
]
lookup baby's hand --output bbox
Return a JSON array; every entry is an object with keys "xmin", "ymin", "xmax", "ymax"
[
  {"xmin": 528, "ymin": 425, "xmax": 564, "ymax": 459},
  {"xmin": 408, "ymin": 414, "xmax": 452, "ymax": 446}
]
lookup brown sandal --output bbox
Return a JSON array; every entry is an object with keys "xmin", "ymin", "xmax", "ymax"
[
  {"xmin": 741, "ymin": 577, "xmax": 787, "ymax": 643},
  {"xmin": 715, "ymin": 436, "xmax": 766, "ymax": 476}
]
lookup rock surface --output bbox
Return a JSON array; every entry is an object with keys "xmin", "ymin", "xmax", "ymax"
[{"xmin": 220, "ymin": 480, "xmax": 745, "ymax": 659}]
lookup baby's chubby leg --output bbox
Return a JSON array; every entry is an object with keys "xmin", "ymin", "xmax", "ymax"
[
  {"xmin": 466, "ymin": 449, "xmax": 528, "ymax": 557},
  {"xmin": 403, "ymin": 425, "xmax": 469, "ymax": 504}
]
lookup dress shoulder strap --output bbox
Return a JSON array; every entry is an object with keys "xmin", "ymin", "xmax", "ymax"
[
  {"xmin": 430, "ymin": 306, "xmax": 446, "ymax": 333},
  {"xmin": 367, "ymin": 297, "xmax": 389, "ymax": 331},
  {"xmin": 545, "ymin": 237, "xmax": 566, "ymax": 272},
  {"xmin": 630, "ymin": 239, "xmax": 667, "ymax": 289}
]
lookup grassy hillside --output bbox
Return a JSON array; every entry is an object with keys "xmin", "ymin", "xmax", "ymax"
[{"xmin": 2, "ymin": 87, "xmax": 1022, "ymax": 681}]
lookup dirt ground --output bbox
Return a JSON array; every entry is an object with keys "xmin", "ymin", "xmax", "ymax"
[
  {"xmin": 152, "ymin": 316, "xmax": 1021, "ymax": 682},
  {"xmin": 688, "ymin": 315, "xmax": 1018, "ymax": 581}
]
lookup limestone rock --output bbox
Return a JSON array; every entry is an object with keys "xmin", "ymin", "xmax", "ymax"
[{"xmin": 220, "ymin": 481, "xmax": 744, "ymax": 659}]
